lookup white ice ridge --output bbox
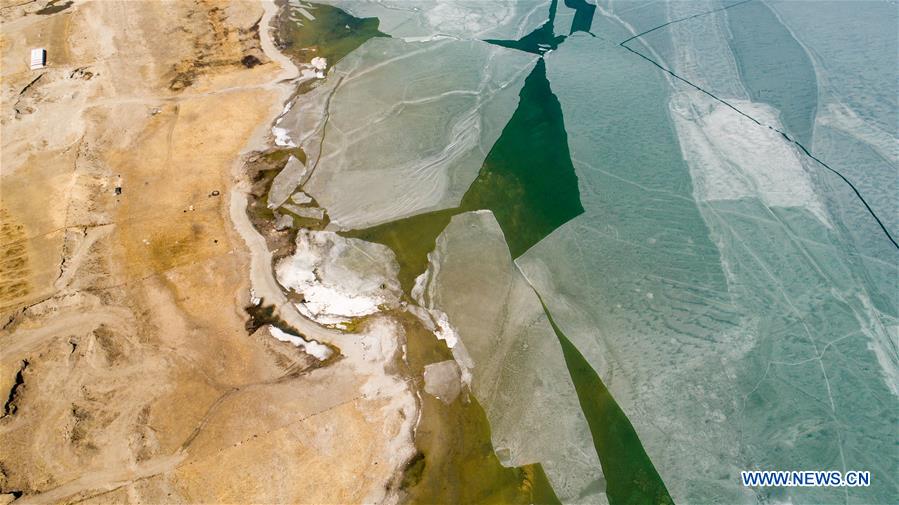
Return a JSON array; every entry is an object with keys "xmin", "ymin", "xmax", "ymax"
[
  {"xmin": 281, "ymin": 37, "xmax": 537, "ymax": 229},
  {"xmin": 268, "ymin": 325, "xmax": 333, "ymax": 360},
  {"xmin": 669, "ymin": 92, "xmax": 831, "ymax": 227},
  {"xmin": 274, "ymin": 229, "xmax": 402, "ymax": 325},
  {"xmin": 414, "ymin": 210, "xmax": 605, "ymax": 504}
]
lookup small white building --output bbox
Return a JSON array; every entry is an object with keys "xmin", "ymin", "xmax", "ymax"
[{"xmin": 30, "ymin": 48, "xmax": 46, "ymax": 70}]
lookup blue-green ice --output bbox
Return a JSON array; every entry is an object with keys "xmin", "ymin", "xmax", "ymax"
[{"xmin": 271, "ymin": 1, "xmax": 898, "ymax": 503}]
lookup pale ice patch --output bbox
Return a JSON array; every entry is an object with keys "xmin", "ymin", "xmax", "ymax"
[
  {"xmin": 669, "ymin": 92, "xmax": 830, "ymax": 226},
  {"xmin": 293, "ymin": 38, "xmax": 537, "ymax": 229},
  {"xmin": 290, "ymin": 191, "xmax": 313, "ymax": 205},
  {"xmin": 268, "ymin": 155, "xmax": 308, "ymax": 209},
  {"xmin": 300, "ymin": 68, "xmax": 325, "ymax": 80},
  {"xmin": 268, "ymin": 325, "xmax": 333, "ymax": 360},
  {"xmin": 432, "ymin": 310, "xmax": 459, "ymax": 350},
  {"xmin": 282, "ymin": 204, "xmax": 324, "ymax": 220},
  {"xmin": 664, "ymin": 0, "xmax": 748, "ymax": 99},
  {"xmin": 423, "ymin": 360, "xmax": 462, "ymax": 404},
  {"xmin": 275, "ymin": 230, "xmax": 402, "ymax": 324},
  {"xmin": 298, "ymin": 57, "xmax": 328, "ymax": 80}
]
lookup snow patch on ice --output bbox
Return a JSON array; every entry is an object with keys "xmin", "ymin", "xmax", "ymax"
[
  {"xmin": 670, "ymin": 92, "xmax": 831, "ymax": 226},
  {"xmin": 272, "ymin": 125, "xmax": 297, "ymax": 148},
  {"xmin": 275, "ymin": 230, "xmax": 402, "ymax": 324}
]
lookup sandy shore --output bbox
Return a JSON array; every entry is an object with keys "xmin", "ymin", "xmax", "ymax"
[{"xmin": 0, "ymin": 1, "xmax": 414, "ymax": 503}]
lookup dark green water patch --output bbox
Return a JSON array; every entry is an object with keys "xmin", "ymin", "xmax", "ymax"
[
  {"xmin": 346, "ymin": 209, "xmax": 455, "ymax": 293},
  {"xmin": 460, "ymin": 59, "xmax": 583, "ymax": 258},
  {"xmin": 486, "ymin": 0, "xmax": 565, "ymax": 54},
  {"xmin": 345, "ymin": 59, "xmax": 583, "ymax": 292},
  {"xmin": 541, "ymin": 301, "xmax": 674, "ymax": 505},
  {"xmin": 275, "ymin": 1, "xmax": 387, "ymax": 67},
  {"xmin": 392, "ymin": 312, "xmax": 561, "ymax": 504},
  {"xmin": 564, "ymin": 0, "xmax": 597, "ymax": 35}
]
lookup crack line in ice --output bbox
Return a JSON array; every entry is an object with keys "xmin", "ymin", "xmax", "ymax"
[
  {"xmin": 619, "ymin": 0, "xmax": 753, "ymax": 47},
  {"xmin": 618, "ymin": 2, "xmax": 899, "ymax": 251},
  {"xmin": 301, "ymin": 75, "xmax": 345, "ymax": 186}
]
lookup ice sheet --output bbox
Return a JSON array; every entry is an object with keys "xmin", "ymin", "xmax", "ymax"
[
  {"xmin": 768, "ymin": 0, "xmax": 898, "ymax": 242},
  {"xmin": 296, "ymin": 37, "xmax": 537, "ymax": 229},
  {"xmin": 422, "ymin": 359, "xmax": 462, "ymax": 404},
  {"xmin": 415, "ymin": 210, "xmax": 605, "ymax": 504},
  {"xmin": 516, "ymin": 25, "xmax": 897, "ymax": 504},
  {"xmin": 316, "ymin": 0, "xmax": 552, "ymax": 41},
  {"xmin": 290, "ymin": 191, "xmax": 313, "ymax": 205},
  {"xmin": 264, "ymin": 2, "xmax": 898, "ymax": 502}
]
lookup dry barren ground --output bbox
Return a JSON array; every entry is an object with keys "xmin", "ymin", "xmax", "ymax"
[{"xmin": 0, "ymin": 1, "xmax": 414, "ymax": 503}]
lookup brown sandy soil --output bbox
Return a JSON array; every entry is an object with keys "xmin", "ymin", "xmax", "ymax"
[{"xmin": 0, "ymin": 1, "xmax": 414, "ymax": 503}]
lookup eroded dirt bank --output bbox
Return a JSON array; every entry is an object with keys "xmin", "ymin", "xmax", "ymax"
[{"xmin": 0, "ymin": 1, "xmax": 415, "ymax": 503}]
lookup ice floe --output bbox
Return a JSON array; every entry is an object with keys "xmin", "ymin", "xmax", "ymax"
[
  {"xmin": 280, "ymin": 37, "xmax": 537, "ymax": 229},
  {"xmin": 423, "ymin": 360, "xmax": 462, "ymax": 404},
  {"xmin": 415, "ymin": 210, "xmax": 604, "ymax": 504},
  {"xmin": 282, "ymin": 204, "xmax": 324, "ymax": 221},
  {"xmin": 268, "ymin": 155, "xmax": 308, "ymax": 209}
]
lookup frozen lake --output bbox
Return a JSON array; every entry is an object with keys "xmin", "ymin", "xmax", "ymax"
[{"xmin": 270, "ymin": 1, "xmax": 898, "ymax": 503}]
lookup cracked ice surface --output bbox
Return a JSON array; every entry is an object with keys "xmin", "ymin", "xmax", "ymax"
[
  {"xmin": 767, "ymin": 1, "xmax": 899, "ymax": 305},
  {"xmin": 294, "ymin": 37, "xmax": 537, "ymax": 229},
  {"xmin": 630, "ymin": 0, "xmax": 897, "ymax": 265},
  {"xmin": 275, "ymin": 229, "xmax": 403, "ymax": 325},
  {"xmin": 516, "ymin": 27, "xmax": 898, "ymax": 503},
  {"xmin": 415, "ymin": 210, "xmax": 605, "ymax": 504},
  {"xmin": 316, "ymin": 0, "xmax": 552, "ymax": 41}
]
